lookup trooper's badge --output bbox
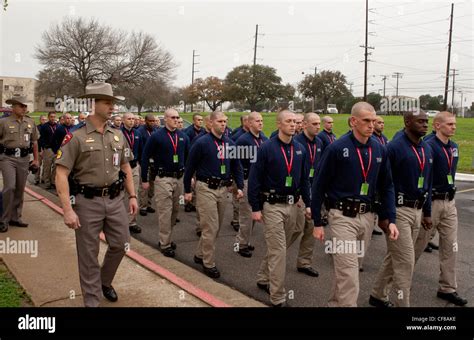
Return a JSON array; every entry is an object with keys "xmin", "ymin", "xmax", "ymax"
[{"xmin": 114, "ymin": 135, "xmax": 120, "ymax": 142}]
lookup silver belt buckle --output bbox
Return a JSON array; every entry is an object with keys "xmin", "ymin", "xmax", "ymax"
[
  {"xmin": 359, "ymin": 203, "xmax": 367, "ymax": 214},
  {"xmin": 101, "ymin": 187, "xmax": 109, "ymax": 197},
  {"xmin": 286, "ymin": 195, "xmax": 294, "ymax": 204}
]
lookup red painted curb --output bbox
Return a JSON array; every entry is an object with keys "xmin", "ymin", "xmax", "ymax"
[{"xmin": 24, "ymin": 186, "xmax": 231, "ymax": 308}]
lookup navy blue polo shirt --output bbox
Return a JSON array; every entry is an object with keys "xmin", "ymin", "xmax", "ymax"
[
  {"xmin": 232, "ymin": 126, "xmax": 244, "ymax": 138},
  {"xmin": 52, "ymin": 124, "xmax": 73, "ymax": 154},
  {"xmin": 183, "ymin": 131, "xmax": 244, "ymax": 192},
  {"xmin": 387, "ymin": 131, "xmax": 433, "ymax": 216},
  {"xmin": 236, "ymin": 131, "xmax": 268, "ymax": 176},
  {"xmin": 372, "ymin": 132, "xmax": 389, "ymax": 146},
  {"xmin": 231, "ymin": 127, "xmax": 248, "ymax": 141},
  {"xmin": 141, "ymin": 127, "xmax": 189, "ymax": 182},
  {"xmin": 137, "ymin": 125, "xmax": 158, "ymax": 160},
  {"xmin": 423, "ymin": 130, "xmax": 436, "ymax": 141},
  {"xmin": 392, "ymin": 128, "xmax": 405, "ymax": 140},
  {"xmin": 317, "ymin": 130, "xmax": 337, "ymax": 150},
  {"xmin": 294, "ymin": 132, "xmax": 323, "ymax": 184},
  {"xmin": 426, "ymin": 136, "xmax": 459, "ymax": 193},
  {"xmin": 311, "ymin": 133, "xmax": 396, "ymax": 226},
  {"xmin": 248, "ymin": 136, "xmax": 311, "ymax": 212},
  {"xmin": 270, "ymin": 130, "xmax": 278, "ymax": 139},
  {"xmin": 184, "ymin": 124, "xmax": 202, "ymax": 143},
  {"xmin": 121, "ymin": 126, "xmax": 141, "ymax": 163},
  {"xmin": 39, "ymin": 122, "xmax": 58, "ymax": 149}
]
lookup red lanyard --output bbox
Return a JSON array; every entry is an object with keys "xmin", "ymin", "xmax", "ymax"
[
  {"xmin": 254, "ymin": 137, "xmax": 261, "ymax": 147},
  {"xmin": 280, "ymin": 144, "xmax": 294, "ymax": 176},
  {"xmin": 411, "ymin": 145, "xmax": 426, "ymax": 173},
  {"xmin": 441, "ymin": 146, "xmax": 454, "ymax": 172},
  {"xmin": 167, "ymin": 131, "xmax": 178, "ymax": 155},
  {"xmin": 214, "ymin": 140, "xmax": 225, "ymax": 164},
  {"xmin": 327, "ymin": 131, "xmax": 335, "ymax": 143},
  {"xmin": 377, "ymin": 135, "xmax": 385, "ymax": 145},
  {"xmin": 307, "ymin": 142, "xmax": 316, "ymax": 166},
  {"xmin": 356, "ymin": 147, "xmax": 372, "ymax": 183},
  {"xmin": 124, "ymin": 129, "xmax": 135, "ymax": 149},
  {"xmin": 146, "ymin": 129, "xmax": 152, "ymax": 137},
  {"xmin": 194, "ymin": 128, "xmax": 200, "ymax": 137},
  {"xmin": 49, "ymin": 123, "xmax": 56, "ymax": 134}
]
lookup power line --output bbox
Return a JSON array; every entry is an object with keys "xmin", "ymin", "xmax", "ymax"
[{"xmin": 443, "ymin": 3, "xmax": 454, "ymax": 111}]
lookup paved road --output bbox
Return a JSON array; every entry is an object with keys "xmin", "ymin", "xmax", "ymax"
[
  {"xmin": 130, "ymin": 181, "xmax": 474, "ymax": 307},
  {"xmin": 32, "ymin": 175, "xmax": 474, "ymax": 307}
]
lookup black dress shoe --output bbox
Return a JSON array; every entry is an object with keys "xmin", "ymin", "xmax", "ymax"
[
  {"xmin": 193, "ymin": 255, "xmax": 203, "ymax": 265},
  {"xmin": 160, "ymin": 247, "xmax": 175, "ymax": 258},
  {"xmin": 129, "ymin": 225, "xmax": 142, "ymax": 233},
  {"xmin": 372, "ymin": 229, "xmax": 383, "ymax": 235},
  {"xmin": 102, "ymin": 285, "xmax": 118, "ymax": 302},
  {"xmin": 237, "ymin": 247, "xmax": 252, "ymax": 258},
  {"xmin": 139, "ymin": 209, "xmax": 148, "ymax": 216},
  {"xmin": 230, "ymin": 221, "xmax": 240, "ymax": 231},
  {"xmin": 0, "ymin": 222, "xmax": 8, "ymax": 233},
  {"xmin": 203, "ymin": 266, "xmax": 220, "ymax": 278},
  {"xmin": 359, "ymin": 267, "xmax": 364, "ymax": 272},
  {"xmin": 158, "ymin": 242, "xmax": 177, "ymax": 250},
  {"xmin": 34, "ymin": 180, "xmax": 40, "ymax": 185},
  {"xmin": 247, "ymin": 244, "xmax": 255, "ymax": 251},
  {"xmin": 424, "ymin": 245, "xmax": 433, "ymax": 253},
  {"xmin": 369, "ymin": 295, "xmax": 393, "ymax": 308},
  {"xmin": 437, "ymin": 291, "xmax": 468, "ymax": 306},
  {"xmin": 9, "ymin": 220, "xmax": 28, "ymax": 228},
  {"xmin": 257, "ymin": 282, "xmax": 270, "ymax": 295},
  {"xmin": 185, "ymin": 204, "xmax": 196, "ymax": 212},
  {"xmin": 146, "ymin": 207, "xmax": 156, "ymax": 213},
  {"xmin": 196, "ymin": 230, "xmax": 202, "ymax": 237},
  {"xmin": 175, "ymin": 218, "xmax": 180, "ymax": 223},
  {"xmin": 297, "ymin": 267, "xmax": 319, "ymax": 277},
  {"xmin": 428, "ymin": 242, "xmax": 439, "ymax": 250}
]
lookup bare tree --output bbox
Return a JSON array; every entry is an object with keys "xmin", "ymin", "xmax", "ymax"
[
  {"xmin": 35, "ymin": 17, "xmax": 175, "ymax": 90},
  {"xmin": 36, "ymin": 68, "xmax": 83, "ymax": 98}
]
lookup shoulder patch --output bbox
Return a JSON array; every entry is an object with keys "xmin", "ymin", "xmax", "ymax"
[
  {"xmin": 56, "ymin": 150, "xmax": 62, "ymax": 159},
  {"xmin": 62, "ymin": 132, "xmax": 73, "ymax": 146}
]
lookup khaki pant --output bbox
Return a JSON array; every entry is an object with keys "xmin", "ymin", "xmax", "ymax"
[
  {"xmin": 74, "ymin": 191, "xmax": 130, "ymax": 307},
  {"xmin": 195, "ymin": 181, "xmax": 228, "ymax": 268},
  {"xmin": 126, "ymin": 165, "xmax": 140, "ymax": 226},
  {"xmin": 285, "ymin": 202, "xmax": 315, "ymax": 268},
  {"xmin": 35, "ymin": 150, "xmax": 43, "ymax": 182},
  {"xmin": 1, "ymin": 155, "xmax": 29, "ymax": 224},
  {"xmin": 371, "ymin": 207, "xmax": 422, "ymax": 307},
  {"xmin": 358, "ymin": 214, "xmax": 377, "ymax": 269},
  {"xmin": 235, "ymin": 180, "xmax": 255, "ymax": 248},
  {"xmin": 414, "ymin": 199, "xmax": 458, "ymax": 293},
  {"xmin": 155, "ymin": 176, "xmax": 181, "ymax": 249},
  {"xmin": 41, "ymin": 148, "xmax": 56, "ymax": 186},
  {"xmin": 138, "ymin": 168, "xmax": 155, "ymax": 209},
  {"xmin": 326, "ymin": 209, "xmax": 374, "ymax": 307},
  {"xmin": 232, "ymin": 185, "xmax": 239, "ymax": 223},
  {"xmin": 257, "ymin": 202, "xmax": 299, "ymax": 305}
]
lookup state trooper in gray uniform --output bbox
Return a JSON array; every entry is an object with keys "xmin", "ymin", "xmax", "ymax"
[{"xmin": 55, "ymin": 83, "xmax": 138, "ymax": 307}]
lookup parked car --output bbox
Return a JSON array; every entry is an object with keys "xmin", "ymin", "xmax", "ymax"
[
  {"xmin": 327, "ymin": 104, "xmax": 339, "ymax": 114},
  {"xmin": 426, "ymin": 110, "xmax": 440, "ymax": 118}
]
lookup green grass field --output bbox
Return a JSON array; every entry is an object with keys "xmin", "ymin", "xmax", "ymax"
[
  {"xmin": 28, "ymin": 111, "xmax": 474, "ymax": 173},
  {"xmin": 0, "ymin": 261, "xmax": 32, "ymax": 307}
]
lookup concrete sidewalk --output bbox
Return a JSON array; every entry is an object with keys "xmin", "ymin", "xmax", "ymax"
[{"xmin": 0, "ymin": 184, "xmax": 264, "ymax": 307}]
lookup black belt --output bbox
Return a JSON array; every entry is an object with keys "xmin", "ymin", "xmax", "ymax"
[
  {"xmin": 432, "ymin": 191, "xmax": 455, "ymax": 201},
  {"xmin": 158, "ymin": 168, "xmax": 184, "ymax": 179},
  {"xmin": 261, "ymin": 192, "xmax": 300, "ymax": 205},
  {"xmin": 396, "ymin": 192, "xmax": 427, "ymax": 209},
  {"xmin": 197, "ymin": 176, "xmax": 233, "ymax": 189},
  {"xmin": 77, "ymin": 181, "xmax": 124, "ymax": 199},
  {"xmin": 326, "ymin": 199, "xmax": 375, "ymax": 215},
  {"xmin": 1, "ymin": 146, "xmax": 30, "ymax": 157}
]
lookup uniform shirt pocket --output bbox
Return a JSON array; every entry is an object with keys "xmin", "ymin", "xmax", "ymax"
[{"xmin": 80, "ymin": 143, "xmax": 104, "ymax": 169}]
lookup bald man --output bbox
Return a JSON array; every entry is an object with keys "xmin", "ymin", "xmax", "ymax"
[
  {"xmin": 413, "ymin": 111, "xmax": 467, "ymax": 306},
  {"xmin": 373, "ymin": 116, "xmax": 389, "ymax": 145},
  {"xmin": 312, "ymin": 102, "xmax": 398, "ymax": 307},
  {"xmin": 317, "ymin": 115, "xmax": 337, "ymax": 150}
]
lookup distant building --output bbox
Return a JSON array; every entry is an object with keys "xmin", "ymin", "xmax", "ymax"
[{"xmin": 0, "ymin": 76, "xmax": 55, "ymax": 112}]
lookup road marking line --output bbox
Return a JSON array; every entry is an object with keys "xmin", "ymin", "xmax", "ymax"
[
  {"xmin": 457, "ymin": 188, "xmax": 474, "ymax": 193},
  {"xmin": 24, "ymin": 186, "xmax": 231, "ymax": 308}
]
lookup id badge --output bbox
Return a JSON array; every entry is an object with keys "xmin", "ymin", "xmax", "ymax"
[
  {"xmin": 447, "ymin": 174, "xmax": 454, "ymax": 185},
  {"xmin": 285, "ymin": 176, "xmax": 293, "ymax": 187},
  {"xmin": 360, "ymin": 182, "xmax": 369, "ymax": 196},
  {"xmin": 220, "ymin": 165, "xmax": 226, "ymax": 174},
  {"xmin": 173, "ymin": 154, "xmax": 179, "ymax": 163},
  {"xmin": 417, "ymin": 176, "xmax": 424, "ymax": 189},
  {"xmin": 113, "ymin": 152, "xmax": 120, "ymax": 166},
  {"xmin": 24, "ymin": 134, "xmax": 29, "ymax": 142},
  {"xmin": 309, "ymin": 168, "xmax": 315, "ymax": 178}
]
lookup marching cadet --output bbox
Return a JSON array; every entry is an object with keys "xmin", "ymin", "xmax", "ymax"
[
  {"xmin": 55, "ymin": 83, "xmax": 137, "ymax": 307},
  {"xmin": 317, "ymin": 115, "xmax": 337, "ymax": 150},
  {"xmin": 141, "ymin": 109, "xmax": 189, "ymax": 257},
  {"xmin": 77, "ymin": 112, "xmax": 87, "ymax": 124},
  {"xmin": 370, "ymin": 109, "xmax": 433, "ymax": 307},
  {"xmin": 39, "ymin": 111, "xmax": 58, "ymax": 189},
  {"xmin": 34, "ymin": 115, "xmax": 48, "ymax": 185},
  {"xmin": 312, "ymin": 102, "xmax": 398, "ymax": 307},
  {"xmin": 295, "ymin": 113, "xmax": 304, "ymax": 135},
  {"xmin": 177, "ymin": 117, "xmax": 184, "ymax": 130},
  {"xmin": 234, "ymin": 111, "xmax": 268, "ymax": 257},
  {"xmin": 290, "ymin": 112, "xmax": 323, "ymax": 277},
  {"xmin": 184, "ymin": 111, "xmax": 244, "ymax": 278},
  {"xmin": 373, "ymin": 116, "xmax": 389, "ymax": 145},
  {"xmin": 51, "ymin": 113, "xmax": 74, "ymax": 155},
  {"xmin": 121, "ymin": 112, "xmax": 142, "ymax": 234},
  {"xmin": 184, "ymin": 113, "xmax": 204, "ymax": 143},
  {"xmin": 137, "ymin": 114, "xmax": 158, "ymax": 216},
  {"xmin": 0, "ymin": 96, "xmax": 39, "ymax": 232},
  {"xmin": 249, "ymin": 110, "xmax": 311, "ymax": 307},
  {"xmin": 413, "ymin": 111, "xmax": 467, "ymax": 306},
  {"xmin": 231, "ymin": 114, "xmax": 249, "ymax": 141}
]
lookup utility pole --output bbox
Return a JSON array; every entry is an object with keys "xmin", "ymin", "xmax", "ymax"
[
  {"xmin": 253, "ymin": 25, "xmax": 259, "ymax": 67},
  {"xmin": 450, "ymin": 68, "xmax": 458, "ymax": 113},
  {"xmin": 392, "ymin": 72, "xmax": 403, "ymax": 97},
  {"xmin": 313, "ymin": 67, "xmax": 317, "ymax": 111},
  {"xmin": 381, "ymin": 75, "xmax": 388, "ymax": 97},
  {"xmin": 443, "ymin": 3, "xmax": 454, "ymax": 111},
  {"xmin": 361, "ymin": 0, "xmax": 374, "ymax": 101},
  {"xmin": 191, "ymin": 49, "xmax": 199, "ymax": 113}
]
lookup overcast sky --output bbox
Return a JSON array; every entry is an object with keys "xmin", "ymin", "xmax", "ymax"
[{"xmin": 1, "ymin": 0, "xmax": 473, "ymax": 106}]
